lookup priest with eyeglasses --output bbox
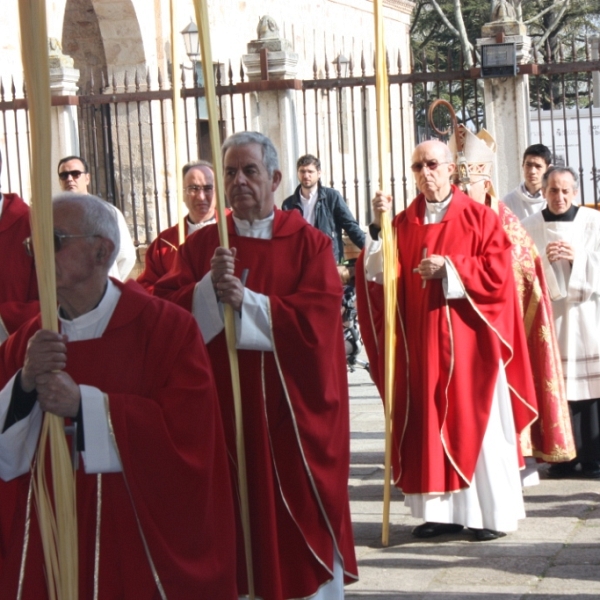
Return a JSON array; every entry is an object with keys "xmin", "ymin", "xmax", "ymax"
[
  {"xmin": 0, "ymin": 193, "xmax": 236, "ymax": 598},
  {"xmin": 356, "ymin": 139, "xmax": 538, "ymax": 542},
  {"xmin": 137, "ymin": 160, "xmax": 226, "ymax": 293}
]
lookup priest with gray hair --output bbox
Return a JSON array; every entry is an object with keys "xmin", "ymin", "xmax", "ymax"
[
  {"xmin": 522, "ymin": 166, "xmax": 600, "ymax": 479},
  {"xmin": 0, "ymin": 192, "xmax": 236, "ymax": 597}
]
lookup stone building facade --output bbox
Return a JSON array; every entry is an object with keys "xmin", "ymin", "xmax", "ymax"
[{"xmin": 0, "ymin": 0, "xmax": 415, "ymax": 248}]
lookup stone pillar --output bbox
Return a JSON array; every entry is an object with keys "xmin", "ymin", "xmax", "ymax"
[
  {"xmin": 242, "ymin": 17, "xmax": 299, "ymax": 205},
  {"xmin": 477, "ymin": 18, "xmax": 532, "ymax": 198},
  {"xmin": 48, "ymin": 38, "xmax": 80, "ymax": 196}
]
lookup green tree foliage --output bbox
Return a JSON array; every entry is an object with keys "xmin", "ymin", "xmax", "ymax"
[
  {"xmin": 411, "ymin": 0, "xmax": 600, "ymax": 67},
  {"xmin": 410, "ymin": 0, "xmax": 600, "ymax": 130}
]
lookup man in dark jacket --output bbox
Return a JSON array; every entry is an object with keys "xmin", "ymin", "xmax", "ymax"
[{"xmin": 282, "ymin": 154, "xmax": 364, "ymax": 263}]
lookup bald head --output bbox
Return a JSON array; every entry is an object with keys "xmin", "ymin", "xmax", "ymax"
[{"xmin": 411, "ymin": 140, "xmax": 456, "ymax": 202}]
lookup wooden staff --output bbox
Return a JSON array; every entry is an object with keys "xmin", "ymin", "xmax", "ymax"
[
  {"xmin": 18, "ymin": 1, "xmax": 78, "ymax": 598},
  {"xmin": 373, "ymin": 0, "xmax": 398, "ymax": 548},
  {"xmin": 169, "ymin": 0, "xmax": 186, "ymax": 245},
  {"xmin": 190, "ymin": 2, "xmax": 255, "ymax": 597}
]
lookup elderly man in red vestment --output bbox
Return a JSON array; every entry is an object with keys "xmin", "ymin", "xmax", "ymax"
[
  {"xmin": 448, "ymin": 125, "xmax": 575, "ymax": 477},
  {"xmin": 0, "ymin": 150, "xmax": 39, "ymax": 342},
  {"xmin": 155, "ymin": 131, "xmax": 358, "ymax": 599},
  {"xmin": 357, "ymin": 139, "xmax": 538, "ymax": 542},
  {"xmin": 0, "ymin": 193, "xmax": 236, "ymax": 598},
  {"xmin": 137, "ymin": 160, "xmax": 220, "ymax": 292}
]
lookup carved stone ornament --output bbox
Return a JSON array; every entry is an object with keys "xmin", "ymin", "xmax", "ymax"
[
  {"xmin": 491, "ymin": 0, "xmax": 517, "ymax": 22},
  {"xmin": 247, "ymin": 15, "xmax": 292, "ymax": 54},
  {"xmin": 48, "ymin": 37, "xmax": 75, "ymax": 69},
  {"xmin": 482, "ymin": 0, "xmax": 526, "ymax": 38},
  {"xmin": 257, "ymin": 15, "xmax": 279, "ymax": 40}
]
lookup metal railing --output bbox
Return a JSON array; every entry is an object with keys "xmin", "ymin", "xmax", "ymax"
[{"xmin": 0, "ymin": 40, "xmax": 598, "ymax": 246}]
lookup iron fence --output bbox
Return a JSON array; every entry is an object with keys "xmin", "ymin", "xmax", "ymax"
[{"xmin": 0, "ymin": 40, "xmax": 598, "ymax": 247}]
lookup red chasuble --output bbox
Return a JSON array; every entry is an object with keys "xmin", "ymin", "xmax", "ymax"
[
  {"xmin": 136, "ymin": 222, "xmax": 180, "ymax": 293},
  {"xmin": 0, "ymin": 281, "xmax": 236, "ymax": 599},
  {"xmin": 0, "ymin": 194, "xmax": 39, "ymax": 335},
  {"xmin": 138, "ymin": 211, "xmax": 230, "ymax": 293},
  {"xmin": 155, "ymin": 209, "xmax": 358, "ymax": 600},
  {"xmin": 357, "ymin": 188, "xmax": 538, "ymax": 494}
]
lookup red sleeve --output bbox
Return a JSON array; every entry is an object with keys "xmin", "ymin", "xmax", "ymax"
[
  {"xmin": 152, "ymin": 232, "xmax": 213, "ymax": 309},
  {"xmin": 136, "ymin": 230, "xmax": 179, "ymax": 294}
]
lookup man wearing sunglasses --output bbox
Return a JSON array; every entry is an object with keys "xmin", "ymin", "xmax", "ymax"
[
  {"xmin": 357, "ymin": 139, "xmax": 537, "ymax": 542},
  {"xmin": 58, "ymin": 155, "xmax": 136, "ymax": 281},
  {"xmin": 137, "ymin": 160, "xmax": 221, "ymax": 293},
  {"xmin": 0, "ymin": 150, "xmax": 39, "ymax": 344},
  {"xmin": 0, "ymin": 193, "xmax": 236, "ymax": 597}
]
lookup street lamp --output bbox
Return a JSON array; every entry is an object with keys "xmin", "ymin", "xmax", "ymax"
[
  {"xmin": 181, "ymin": 18, "xmax": 200, "ymax": 63},
  {"xmin": 333, "ymin": 54, "xmax": 350, "ymax": 77}
]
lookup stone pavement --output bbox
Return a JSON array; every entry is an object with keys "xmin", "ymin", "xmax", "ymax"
[{"xmin": 345, "ymin": 364, "xmax": 600, "ymax": 599}]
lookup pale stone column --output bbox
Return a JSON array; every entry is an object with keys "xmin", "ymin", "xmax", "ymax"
[
  {"xmin": 242, "ymin": 17, "xmax": 299, "ymax": 206},
  {"xmin": 48, "ymin": 38, "xmax": 80, "ymax": 196},
  {"xmin": 477, "ymin": 19, "xmax": 532, "ymax": 198}
]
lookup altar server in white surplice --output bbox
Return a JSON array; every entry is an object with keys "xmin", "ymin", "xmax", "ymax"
[{"xmin": 522, "ymin": 166, "xmax": 600, "ymax": 479}]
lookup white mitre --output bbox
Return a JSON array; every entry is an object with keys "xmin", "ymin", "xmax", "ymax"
[{"xmin": 448, "ymin": 124, "xmax": 497, "ymax": 197}]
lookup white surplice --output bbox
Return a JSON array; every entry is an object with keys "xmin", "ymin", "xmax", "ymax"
[
  {"xmin": 0, "ymin": 280, "xmax": 123, "ymax": 482},
  {"xmin": 522, "ymin": 206, "xmax": 600, "ymax": 401}
]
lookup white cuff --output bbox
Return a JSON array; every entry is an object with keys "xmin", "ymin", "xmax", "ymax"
[
  {"xmin": 0, "ymin": 374, "xmax": 42, "ymax": 481},
  {"xmin": 443, "ymin": 260, "xmax": 466, "ymax": 299},
  {"xmin": 236, "ymin": 289, "xmax": 272, "ymax": 351},
  {"xmin": 80, "ymin": 385, "xmax": 122, "ymax": 473},
  {"xmin": 364, "ymin": 238, "xmax": 384, "ymax": 284},
  {"xmin": 194, "ymin": 274, "xmax": 224, "ymax": 343}
]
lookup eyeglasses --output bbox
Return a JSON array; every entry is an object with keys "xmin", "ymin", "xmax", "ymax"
[
  {"xmin": 58, "ymin": 170, "xmax": 86, "ymax": 181},
  {"xmin": 185, "ymin": 185, "xmax": 214, "ymax": 195},
  {"xmin": 410, "ymin": 160, "xmax": 449, "ymax": 173},
  {"xmin": 23, "ymin": 232, "xmax": 101, "ymax": 257}
]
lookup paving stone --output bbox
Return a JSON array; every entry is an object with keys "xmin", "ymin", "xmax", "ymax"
[{"xmin": 346, "ymin": 353, "xmax": 600, "ymax": 598}]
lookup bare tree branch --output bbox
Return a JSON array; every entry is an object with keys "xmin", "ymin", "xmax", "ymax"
[
  {"xmin": 427, "ymin": 0, "xmax": 462, "ymax": 40},
  {"xmin": 534, "ymin": 0, "xmax": 572, "ymax": 52},
  {"xmin": 524, "ymin": 0, "xmax": 569, "ymax": 26},
  {"xmin": 453, "ymin": 0, "xmax": 475, "ymax": 68}
]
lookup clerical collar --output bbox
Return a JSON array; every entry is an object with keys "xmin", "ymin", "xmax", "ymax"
[
  {"xmin": 233, "ymin": 211, "xmax": 274, "ymax": 239},
  {"xmin": 187, "ymin": 216, "xmax": 216, "ymax": 235},
  {"xmin": 58, "ymin": 279, "xmax": 120, "ymax": 336},
  {"xmin": 425, "ymin": 191, "xmax": 453, "ymax": 214},
  {"xmin": 542, "ymin": 204, "xmax": 579, "ymax": 222},
  {"xmin": 521, "ymin": 183, "xmax": 543, "ymax": 200}
]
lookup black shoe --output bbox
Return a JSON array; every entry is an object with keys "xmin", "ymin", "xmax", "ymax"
[
  {"xmin": 580, "ymin": 462, "xmax": 600, "ymax": 479},
  {"xmin": 470, "ymin": 528, "xmax": 506, "ymax": 542},
  {"xmin": 547, "ymin": 462, "xmax": 578, "ymax": 479},
  {"xmin": 412, "ymin": 522, "xmax": 464, "ymax": 538}
]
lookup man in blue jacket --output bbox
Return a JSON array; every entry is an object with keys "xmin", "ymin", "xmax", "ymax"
[{"xmin": 282, "ymin": 154, "xmax": 364, "ymax": 263}]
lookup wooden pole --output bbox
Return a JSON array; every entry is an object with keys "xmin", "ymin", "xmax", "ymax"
[
  {"xmin": 190, "ymin": 2, "xmax": 255, "ymax": 597},
  {"xmin": 169, "ymin": 0, "xmax": 186, "ymax": 245},
  {"xmin": 373, "ymin": 0, "xmax": 398, "ymax": 548},
  {"xmin": 18, "ymin": 1, "xmax": 78, "ymax": 597}
]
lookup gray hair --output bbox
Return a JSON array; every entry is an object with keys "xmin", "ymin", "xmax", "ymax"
[
  {"xmin": 221, "ymin": 131, "xmax": 279, "ymax": 177},
  {"xmin": 542, "ymin": 166, "xmax": 579, "ymax": 191},
  {"xmin": 53, "ymin": 193, "xmax": 120, "ymax": 266},
  {"xmin": 182, "ymin": 159, "xmax": 213, "ymax": 177}
]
